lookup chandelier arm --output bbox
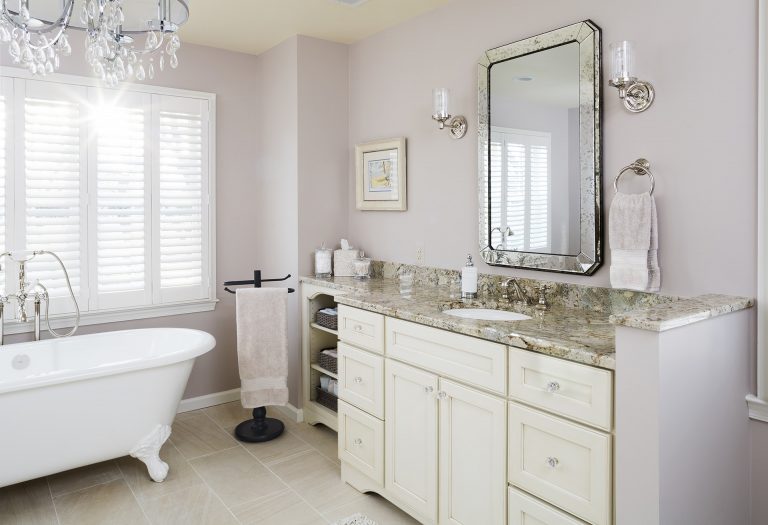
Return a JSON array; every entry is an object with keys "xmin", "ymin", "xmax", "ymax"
[{"xmin": 1, "ymin": 0, "xmax": 74, "ymax": 36}]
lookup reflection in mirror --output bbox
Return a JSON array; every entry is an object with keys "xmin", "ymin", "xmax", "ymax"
[
  {"xmin": 490, "ymin": 43, "xmax": 580, "ymax": 255},
  {"xmin": 478, "ymin": 20, "xmax": 601, "ymax": 275}
]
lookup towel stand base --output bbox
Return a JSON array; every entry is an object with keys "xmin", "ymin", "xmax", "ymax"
[{"xmin": 234, "ymin": 407, "xmax": 285, "ymax": 443}]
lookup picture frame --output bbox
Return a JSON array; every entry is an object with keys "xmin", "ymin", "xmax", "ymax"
[{"xmin": 355, "ymin": 137, "xmax": 407, "ymax": 211}]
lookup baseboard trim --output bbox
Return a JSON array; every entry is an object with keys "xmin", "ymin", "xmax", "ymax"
[
  {"xmin": 748, "ymin": 394, "xmax": 768, "ymax": 423},
  {"xmin": 178, "ymin": 388, "xmax": 304, "ymax": 423}
]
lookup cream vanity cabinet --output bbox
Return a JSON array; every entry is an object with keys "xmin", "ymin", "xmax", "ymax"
[{"xmin": 336, "ymin": 305, "xmax": 613, "ymax": 525}]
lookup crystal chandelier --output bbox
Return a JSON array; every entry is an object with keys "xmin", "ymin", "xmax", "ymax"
[
  {"xmin": 0, "ymin": 0, "xmax": 74, "ymax": 75},
  {"xmin": 81, "ymin": 0, "xmax": 187, "ymax": 87}
]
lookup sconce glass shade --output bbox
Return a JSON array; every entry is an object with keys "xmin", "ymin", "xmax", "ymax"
[
  {"xmin": 433, "ymin": 87, "xmax": 450, "ymax": 119},
  {"xmin": 609, "ymin": 40, "xmax": 634, "ymax": 80}
]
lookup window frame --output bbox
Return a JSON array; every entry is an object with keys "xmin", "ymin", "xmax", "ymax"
[{"xmin": 0, "ymin": 67, "xmax": 217, "ymax": 335}]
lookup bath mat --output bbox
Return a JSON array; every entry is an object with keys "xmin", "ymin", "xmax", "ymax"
[{"xmin": 330, "ymin": 514, "xmax": 378, "ymax": 525}]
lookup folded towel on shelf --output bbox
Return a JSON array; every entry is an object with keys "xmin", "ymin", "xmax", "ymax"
[
  {"xmin": 609, "ymin": 192, "xmax": 660, "ymax": 292},
  {"xmin": 318, "ymin": 307, "xmax": 338, "ymax": 316},
  {"xmin": 235, "ymin": 288, "xmax": 290, "ymax": 408},
  {"xmin": 321, "ymin": 348, "xmax": 338, "ymax": 358}
]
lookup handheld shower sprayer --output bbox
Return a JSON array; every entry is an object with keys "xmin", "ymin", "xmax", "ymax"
[{"xmin": 0, "ymin": 250, "xmax": 80, "ymax": 342}]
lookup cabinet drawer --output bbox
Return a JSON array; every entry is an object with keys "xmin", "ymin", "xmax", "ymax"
[
  {"xmin": 338, "ymin": 400, "xmax": 384, "ymax": 485},
  {"xmin": 509, "ymin": 403, "xmax": 611, "ymax": 525},
  {"xmin": 508, "ymin": 487, "xmax": 588, "ymax": 525},
  {"xmin": 509, "ymin": 347, "xmax": 613, "ymax": 430},
  {"xmin": 338, "ymin": 305, "xmax": 385, "ymax": 354},
  {"xmin": 386, "ymin": 317, "xmax": 506, "ymax": 395},
  {"xmin": 338, "ymin": 342, "xmax": 384, "ymax": 419}
]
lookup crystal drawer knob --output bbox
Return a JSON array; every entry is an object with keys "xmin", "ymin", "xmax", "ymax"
[
  {"xmin": 545, "ymin": 381, "xmax": 561, "ymax": 393},
  {"xmin": 354, "ymin": 376, "xmax": 363, "ymax": 384},
  {"xmin": 354, "ymin": 324, "xmax": 363, "ymax": 331},
  {"xmin": 546, "ymin": 456, "xmax": 559, "ymax": 469},
  {"xmin": 353, "ymin": 438, "xmax": 363, "ymax": 446},
  {"xmin": 425, "ymin": 386, "xmax": 434, "ymax": 394},
  {"xmin": 437, "ymin": 391, "xmax": 448, "ymax": 400}
]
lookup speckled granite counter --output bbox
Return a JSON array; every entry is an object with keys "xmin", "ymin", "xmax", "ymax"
[{"xmin": 301, "ymin": 266, "xmax": 752, "ymax": 371}]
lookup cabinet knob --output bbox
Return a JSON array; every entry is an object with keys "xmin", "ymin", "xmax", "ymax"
[
  {"xmin": 437, "ymin": 391, "xmax": 448, "ymax": 400},
  {"xmin": 354, "ymin": 324, "xmax": 363, "ymax": 331},
  {"xmin": 425, "ymin": 386, "xmax": 434, "ymax": 394},
  {"xmin": 353, "ymin": 438, "xmax": 363, "ymax": 446},
  {"xmin": 545, "ymin": 381, "xmax": 561, "ymax": 393},
  {"xmin": 545, "ymin": 456, "xmax": 559, "ymax": 469},
  {"xmin": 354, "ymin": 376, "xmax": 363, "ymax": 384}
]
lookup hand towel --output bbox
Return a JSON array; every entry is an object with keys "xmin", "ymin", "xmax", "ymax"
[
  {"xmin": 235, "ymin": 288, "xmax": 289, "ymax": 408},
  {"xmin": 609, "ymin": 192, "xmax": 660, "ymax": 292}
]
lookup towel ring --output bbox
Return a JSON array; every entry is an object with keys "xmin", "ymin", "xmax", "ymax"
[{"xmin": 614, "ymin": 158, "xmax": 655, "ymax": 195}]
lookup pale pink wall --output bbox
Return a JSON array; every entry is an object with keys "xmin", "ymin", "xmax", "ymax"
[
  {"xmin": 347, "ymin": 0, "xmax": 758, "ymax": 299},
  {"xmin": 2, "ymin": 35, "xmax": 264, "ymax": 399}
]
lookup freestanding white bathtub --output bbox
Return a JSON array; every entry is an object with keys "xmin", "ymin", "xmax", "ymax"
[{"xmin": 0, "ymin": 328, "xmax": 215, "ymax": 488}]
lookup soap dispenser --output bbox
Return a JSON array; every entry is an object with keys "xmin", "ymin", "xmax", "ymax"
[{"xmin": 461, "ymin": 254, "xmax": 478, "ymax": 299}]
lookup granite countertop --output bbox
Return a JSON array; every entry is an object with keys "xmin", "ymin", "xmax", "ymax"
[{"xmin": 301, "ymin": 274, "xmax": 754, "ymax": 371}]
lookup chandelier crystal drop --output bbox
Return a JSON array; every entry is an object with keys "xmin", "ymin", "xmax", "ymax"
[
  {"xmin": 83, "ymin": 0, "xmax": 182, "ymax": 88},
  {"xmin": 0, "ymin": 0, "xmax": 74, "ymax": 76}
]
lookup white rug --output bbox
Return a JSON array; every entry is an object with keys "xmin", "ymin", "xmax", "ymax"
[{"xmin": 330, "ymin": 514, "xmax": 378, "ymax": 525}]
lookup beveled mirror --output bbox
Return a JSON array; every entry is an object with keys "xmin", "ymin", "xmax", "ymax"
[{"xmin": 478, "ymin": 20, "xmax": 601, "ymax": 275}]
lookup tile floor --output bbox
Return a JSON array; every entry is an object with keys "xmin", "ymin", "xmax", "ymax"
[{"xmin": 0, "ymin": 402, "xmax": 419, "ymax": 525}]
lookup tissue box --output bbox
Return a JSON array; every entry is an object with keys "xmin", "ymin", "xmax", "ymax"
[{"xmin": 334, "ymin": 249, "xmax": 360, "ymax": 277}]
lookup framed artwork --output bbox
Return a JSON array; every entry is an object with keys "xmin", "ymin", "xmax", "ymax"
[{"xmin": 355, "ymin": 137, "xmax": 407, "ymax": 211}]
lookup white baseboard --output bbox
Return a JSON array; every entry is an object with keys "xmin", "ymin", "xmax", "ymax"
[
  {"xmin": 748, "ymin": 394, "xmax": 768, "ymax": 423},
  {"xmin": 177, "ymin": 388, "xmax": 304, "ymax": 423}
]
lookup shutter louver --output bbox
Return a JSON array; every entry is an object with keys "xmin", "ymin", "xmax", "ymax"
[
  {"xmin": 154, "ymin": 95, "xmax": 208, "ymax": 303},
  {"xmin": 92, "ymin": 93, "xmax": 150, "ymax": 308},
  {"xmin": 23, "ymin": 84, "xmax": 86, "ymax": 308}
]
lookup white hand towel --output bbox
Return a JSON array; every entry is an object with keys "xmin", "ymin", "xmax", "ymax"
[
  {"xmin": 609, "ymin": 192, "xmax": 660, "ymax": 292},
  {"xmin": 235, "ymin": 288, "xmax": 289, "ymax": 408}
]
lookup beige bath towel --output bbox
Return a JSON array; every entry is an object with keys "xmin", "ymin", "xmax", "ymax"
[
  {"xmin": 236, "ymin": 288, "xmax": 289, "ymax": 408},
  {"xmin": 609, "ymin": 192, "xmax": 660, "ymax": 292}
]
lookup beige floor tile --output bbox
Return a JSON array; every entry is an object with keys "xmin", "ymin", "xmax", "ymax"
[
  {"xmin": 203, "ymin": 401, "xmax": 254, "ymax": 429},
  {"xmin": 53, "ymin": 479, "xmax": 148, "ymax": 525},
  {"xmin": 322, "ymin": 493, "xmax": 420, "ymax": 525},
  {"xmin": 0, "ymin": 478, "xmax": 58, "ymax": 525},
  {"xmin": 268, "ymin": 450, "xmax": 364, "ymax": 514},
  {"xmin": 230, "ymin": 489, "xmax": 326, "ymax": 525},
  {"xmin": 117, "ymin": 444, "xmax": 203, "ymax": 502},
  {"xmin": 169, "ymin": 411, "xmax": 238, "ymax": 460},
  {"xmin": 47, "ymin": 459, "xmax": 123, "ymax": 498},
  {"xmin": 290, "ymin": 423, "xmax": 340, "ymax": 463},
  {"xmin": 189, "ymin": 447, "xmax": 286, "ymax": 509},
  {"xmin": 236, "ymin": 427, "xmax": 313, "ymax": 465},
  {"xmin": 139, "ymin": 484, "xmax": 238, "ymax": 525}
]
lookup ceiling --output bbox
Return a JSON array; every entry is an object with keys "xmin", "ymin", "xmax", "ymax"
[{"xmin": 177, "ymin": 0, "xmax": 451, "ymax": 55}]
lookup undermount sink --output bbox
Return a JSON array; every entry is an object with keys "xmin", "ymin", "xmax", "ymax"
[{"xmin": 443, "ymin": 308, "xmax": 531, "ymax": 321}]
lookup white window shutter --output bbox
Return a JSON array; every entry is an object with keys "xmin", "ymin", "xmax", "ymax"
[
  {"xmin": 152, "ymin": 94, "xmax": 209, "ymax": 303},
  {"xmin": 0, "ymin": 78, "xmax": 12, "ymax": 296},
  {"xmin": 88, "ymin": 88, "xmax": 152, "ymax": 310},
  {"xmin": 18, "ymin": 80, "xmax": 89, "ymax": 314}
]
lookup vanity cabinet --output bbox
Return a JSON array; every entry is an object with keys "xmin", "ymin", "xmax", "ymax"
[{"xmin": 334, "ymin": 305, "xmax": 614, "ymax": 525}]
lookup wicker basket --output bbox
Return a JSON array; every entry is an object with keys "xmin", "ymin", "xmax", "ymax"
[
  {"xmin": 318, "ymin": 349, "xmax": 338, "ymax": 374},
  {"xmin": 315, "ymin": 386, "xmax": 338, "ymax": 412},
  {"xmin": 315, "ymin": 310, "xmax": 338, "ymax": 331}
]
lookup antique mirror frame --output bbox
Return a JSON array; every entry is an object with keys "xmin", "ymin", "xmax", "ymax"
[{"xmin": 478, "ymin": 20, "xmax": 602, "ymax": 275}]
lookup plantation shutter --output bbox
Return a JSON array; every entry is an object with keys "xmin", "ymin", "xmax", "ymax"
[
  {"xmin": 19, "ymin": 80, "xmax": 88, "ymax": 314},
  {"xmin": 152, "ymin": 95, "xmax": 209, "ymax": 303},
  {"xmin": 0, "ymin": 78, "xmax": 11, "ymax": 296},
  {"xmin": 88, "ymin": 89, "xmax": 151, "ymax": 310},
  {"xmin": 490, "ymin": 128, "xmax": 551, "ymax": 252}
]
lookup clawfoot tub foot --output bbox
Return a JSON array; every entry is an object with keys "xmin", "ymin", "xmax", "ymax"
[{"xmin": 130, "ymin": 424, "xmax": 172, "ymax": 482}]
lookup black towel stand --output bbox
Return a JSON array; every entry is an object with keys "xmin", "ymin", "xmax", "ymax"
[{"xmin": 224, "ymin": 269, "xmax": 294, "ymax": 443}]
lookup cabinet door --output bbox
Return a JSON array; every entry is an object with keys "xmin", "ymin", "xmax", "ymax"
[
  {"xmin": 385, "ymin": 359, "xmax": 439, "ymax": 523},
  {"xmin": 438, "ymin": 378, "xmax": 507, "ymax": 525}
]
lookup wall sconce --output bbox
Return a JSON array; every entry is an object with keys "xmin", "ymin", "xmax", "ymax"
[
  {"xmin": 608, "ymin": 41, "xmax": 655, "ymax": 113},
  {"xmin": 432, "ymin": 88, "xmax": 467, "ymax": 139}
]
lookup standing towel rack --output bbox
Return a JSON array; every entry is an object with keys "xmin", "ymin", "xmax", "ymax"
[{"xmin": 223, "ymin": 269, "xmax": 294, "ymax": 443}]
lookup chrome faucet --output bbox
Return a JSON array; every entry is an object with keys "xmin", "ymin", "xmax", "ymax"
[
  {"xmin": 500, "ymin": 278, "xmax": 530, "ymax": 305},
  {"xmin": 1, "ymin": 257, "xmax": 47, "ymax": 341}
]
